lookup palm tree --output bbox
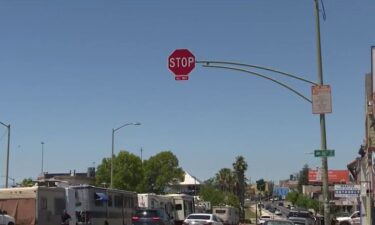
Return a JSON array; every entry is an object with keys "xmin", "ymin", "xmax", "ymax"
[
  {"xmin": 232, "ymin": 156, "xmax": 248, "ymax": 219},
  {"xmin": 215, "ymin": 168, "xmax": 233, "ymax": 192}
]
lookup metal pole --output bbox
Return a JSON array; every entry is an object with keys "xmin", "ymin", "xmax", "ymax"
[
  {"xmin": 314, "ymin": 1, "xmax": 330, "ymax": 224},
  {"xmin": 111, "ymin": 128, "xmax": 115, "ymax": 189},
  {"xmin": 41, "ymin": 142, "xmax": 44, "ymax": 174},
  {"xmin": 4, "ymin": 124, "xmax": 10, "ymax": 188}
]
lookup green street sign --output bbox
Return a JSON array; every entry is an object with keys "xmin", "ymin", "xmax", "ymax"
[{"xmin": 314, "ymin": 149, "xmax": 335, "ymax": 157}]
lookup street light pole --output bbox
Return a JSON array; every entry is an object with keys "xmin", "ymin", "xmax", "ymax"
[
  {"xmin": 110, "ymin": 122, "xmax": 141, "ymax": 189},
  {"xmin": 313, "ymin": 1, "xmax": 330, "ymax": 224},
  {"xmin": 0, "ymin": 121, "xmax": 10, "ymax": 188},
  {"xmin": 41, "ymin": 142, "xmax": 45, "ymax": 174}
]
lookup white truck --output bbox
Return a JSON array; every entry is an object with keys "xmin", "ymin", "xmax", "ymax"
[
  {"xmin": 336, "ymin": 211, "xmax": 360, "ymax": 225},
  {"xmin": 0, "ymin": 210, "xmax": 15, "ymax": 225}
]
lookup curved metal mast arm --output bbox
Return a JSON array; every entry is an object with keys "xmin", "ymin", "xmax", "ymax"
[
  {"xmin": 197, "ymin": 60, "xmax": 318, "ymax": 86},
  {"xmin": 202, "ymin": 64, "xmax": 312, "ymax": 103}
]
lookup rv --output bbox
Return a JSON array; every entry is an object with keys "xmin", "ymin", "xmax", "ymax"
[
  {"xmin": 212, "ymin": 205, "xmax": 239, "ymax": 225},
  {"xmin": 66, "ymin": 185, "xmax": 138, "ymax": 225},
  {"xmin": 137, "ymin": 193, "xmax": 175, "ymax": 223},
  {"xmin": 165, "ymin": 194, "xmax": 194, "ymax": 225},
  {"xmin": 0, "ymin": 186, "xmax": 66, "ymax": 225}
]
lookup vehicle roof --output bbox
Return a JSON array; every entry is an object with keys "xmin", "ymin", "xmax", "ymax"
[{"xmin": 188, "ymin": 213, "xmax": 213, "ymax": 216}]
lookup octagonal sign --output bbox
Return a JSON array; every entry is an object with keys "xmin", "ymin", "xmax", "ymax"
[{"xmin": 168, "ymin": 49, "xmax": 195, "ymax": 80}]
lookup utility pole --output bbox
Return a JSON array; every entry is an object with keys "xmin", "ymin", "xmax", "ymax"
[
  {"xmin": 313, "ymin": 1, "xmax": 330, "ymax": 225},
  {"xmin": 0, "ymin": 122, "xmax": 10, "ymax": 188}
]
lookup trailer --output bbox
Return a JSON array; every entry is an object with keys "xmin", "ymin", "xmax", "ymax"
[
  {"xmin": 212, "ymin": 205, "xmax": 239, "ymax": 225},
  {"xmin": 0, "ymin": 186, "xmax": 66, "ymax": 225},
  {"xmin": 66, "ymin": 185, "xmax": 138, "ymax": 225},
  {"xmin": 165, "ymin": 194, "xmax": 194, "ymax": 225},
  {"xmin": 137, "ymin": 193, "xmax": 175, "ymax": 222}
]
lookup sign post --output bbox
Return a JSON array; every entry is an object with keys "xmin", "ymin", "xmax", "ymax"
[{"xmin": 168, "ymin": 49, "xmax": 196, "ymax": 80}]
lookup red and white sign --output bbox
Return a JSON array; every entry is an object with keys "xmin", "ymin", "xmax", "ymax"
[
  {"xmin": 308, "ymin": 169, "xmax": 349, "ymax": 184},
  {"xmin": 168, "ymin": 49, "xmax": 195, "ymax": 80},
  {"xmin": 312, "ymin": 85, "xmax": 332, "ymax": 114}
]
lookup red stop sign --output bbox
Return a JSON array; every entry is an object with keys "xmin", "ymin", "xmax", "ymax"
[{"xmin": 168, "ymin": 49, "xmax": 195, "ymax": 80}]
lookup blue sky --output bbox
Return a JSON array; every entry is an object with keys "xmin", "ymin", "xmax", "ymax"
[{"xmin": 0, "ymin": 1, "xmax": 374, "ymax": 187}]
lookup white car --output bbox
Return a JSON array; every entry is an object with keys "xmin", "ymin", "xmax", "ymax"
[
  {"xmin": 258, "ymin": 215, "xmax": 271, "ymax": 225},
  {"xmin": 183, "ymin": 213, "xmax": 223, "ymax": 225},
  {"xmin": 274, "ymin": 210, "xmax": 282, "ymax": 216},
  {"xmin": 0, "ymin": 210, "xmax": 15, "ymax": 225}
]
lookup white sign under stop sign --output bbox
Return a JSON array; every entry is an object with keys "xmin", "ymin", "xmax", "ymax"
[{"xmin": 312, "ymin": 85, "xmax": 332, "ymax": 114}]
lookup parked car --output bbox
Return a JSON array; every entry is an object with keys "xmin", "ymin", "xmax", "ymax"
[
  {"xmin": 336, "ymin": 211, "xmax": 360, "ymax": 225},
  {"xmin": 132, "ymin": 208, "xmax": 173, "ymax": 225},
  {"xmin": 274, "ymin": 210, "xmax": 282, "ymax": 216},
  {"xmin": 0, "ymin": 210, "xmax": 15, "ymax": 225},
  {"xmin": 183, "ymin": 213, "xmax": 223, "ymax": 225},
  {"xmin": 258, "ymin": 215, "xmax": 272, "ymax": 225}
]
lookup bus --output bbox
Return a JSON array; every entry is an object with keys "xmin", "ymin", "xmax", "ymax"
[{"xmin": 67, "ymin": 185, "xmax": 138, "ymax": 225}]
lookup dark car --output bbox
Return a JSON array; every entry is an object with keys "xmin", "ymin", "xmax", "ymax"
[{"xmin": 132, "ymin": 209, "xmax": 173, "ymax": 225}]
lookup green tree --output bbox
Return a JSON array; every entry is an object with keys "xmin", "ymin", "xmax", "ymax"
[
  {"xmin": 95, "ymin": 157, "xmax": 111, "ymax": 187},
  {"xmin": 199, "ymin": 184, "xmax": 240, "ymax": 208},
  {"xmin": 113, "ymin": 151, "xmax": 143, "ymax": 191},
  {"xmin": 256, "ymin": 179, "xmax": 266, "ymax": 193},
  {"xmin": 21, "ymin": 178, "xmax": 34, "ymax": 187},
  {"xmin": 142, "ymin": 151, "xmax": 184, "ymax": 194},
  {"xmin": 233, "ymin": 156, "xmax": 248, "ymax": 219},
  {"xmin": 286, "ymin": 191, "xmax": 299, "ymax": 206},
  {"xmin": 215, "ymin": 168, "xmax": 234, "ymax": 192},
  {"xmin": 95, "ymin": 151, "xmax": 143, "ymax": 191},
  {"xmin": 298, "ymin": 164, "xmax": 309, "ymax": 193},
  {"xmin": 200, "ymin": 185, "xmax": 225, "ymax": 206}
]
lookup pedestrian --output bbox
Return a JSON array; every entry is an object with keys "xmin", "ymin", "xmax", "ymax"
[{"xmin": 61, "ymin": 210, "xmax": 71, "ymax": 225}]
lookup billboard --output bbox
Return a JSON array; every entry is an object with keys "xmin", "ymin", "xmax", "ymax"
[{"xmin": 308, "ymin": 169, "xmax": 349, "ymax": 184}]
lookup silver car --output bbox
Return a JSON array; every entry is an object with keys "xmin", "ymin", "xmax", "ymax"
[{"xmin": 183, "ymin": 213, "xmax": 224, "ymax": 225}]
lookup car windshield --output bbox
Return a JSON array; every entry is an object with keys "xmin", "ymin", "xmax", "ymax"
[{"xmin": 187, "ymin": 215, "xmax": 211, "ymax": 220}]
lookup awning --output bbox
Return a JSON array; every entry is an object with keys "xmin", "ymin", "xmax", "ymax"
[{"xmin": 95, "ymin": 192, "xmax": 109, "ymax": 201}]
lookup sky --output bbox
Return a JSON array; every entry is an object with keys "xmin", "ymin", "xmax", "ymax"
[{"xmin": 0, "ymin": 1, "xmax": 374, "ymax": 187}]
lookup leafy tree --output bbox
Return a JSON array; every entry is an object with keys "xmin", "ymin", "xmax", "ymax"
[
  {"xmin": 298, "ymin": 164, "xmax": 309, "ymax": 193},
  {"xmin": 95, "ymin": 157, "xmax": 111, "ymax": 187},
  {"xmin": 142, "ymin": 151, "xmax": 184, "ymax": 194},
  {"xmin": 286, "ymin": 191, "xmax": 299, "ymax": 206},
  {"xmin": 200, "ymin": 185, "xmax": 225, "ymax": 206},
  {"xmin": 21, "ymin": 178, "xmax": 34, "ymax": 187},
  {"xmin": 199, "ymin": 184, "xmax": 240, "ymax": 208},
  {"xmin": 256, "ymin": 179, "xmax": 266, "ymax": 193},
  {"xmin": 113, "ymin": 151, "xmax": 143, "ymax": 191}
]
